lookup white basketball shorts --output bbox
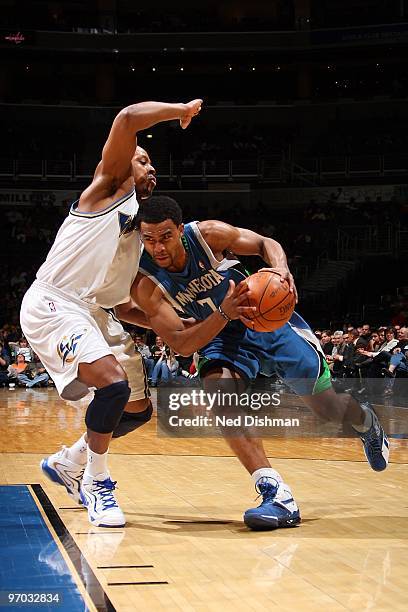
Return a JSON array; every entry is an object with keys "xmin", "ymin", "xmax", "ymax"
[{"xmin": 20, "ymin": 280, "xmax": 149, "ymax": 402}]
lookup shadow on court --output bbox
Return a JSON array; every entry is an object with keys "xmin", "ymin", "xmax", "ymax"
[{"xmin": 122, "ymin": 511, "xmax": 408, "ymax": 539}]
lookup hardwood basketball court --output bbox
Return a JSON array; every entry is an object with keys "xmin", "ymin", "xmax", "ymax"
[{"xmin": 0, "ymin": 387, "xmax": 407, "ymax": 611}]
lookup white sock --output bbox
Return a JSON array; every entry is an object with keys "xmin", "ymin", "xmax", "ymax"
[
  {"xmin": 66, "ymin": 434, "xmax": 88, "ymax": 465},
  {"xmin": 84, "ymin": 448, "xmax": 109, "ymax": 480},
  {"xmin": 352, "ymin": 406, "xmax": 373, "ymax": 433},
  {"xmin": 251, "ymin": 467, "xmax": 283, "ymax": 488}
]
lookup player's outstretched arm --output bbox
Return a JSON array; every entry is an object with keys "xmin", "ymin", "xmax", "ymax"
[
  {"xmin": 199, "ymin": 220, "xmax": 298, "ymax": 302},
  {"xmin": 125, "ymin": 274, "xmax": 255, "ymax": 356},
  {"xmin": 80, "ymin": 99, "xmax": 202, "ymax": 211}
]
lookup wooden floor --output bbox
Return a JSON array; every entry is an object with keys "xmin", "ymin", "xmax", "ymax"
[{"xmin": 1, "ymin": 388, "xmax": 407, "ymax": 611}]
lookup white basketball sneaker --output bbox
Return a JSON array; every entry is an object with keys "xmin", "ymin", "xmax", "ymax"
[
  {"xmin": 80, "ymin": 473, "xmax": 126, "ymax": 528},
  {"xmin": 41, "ymin": 447, "xmax": 84, "ymax": 505}
]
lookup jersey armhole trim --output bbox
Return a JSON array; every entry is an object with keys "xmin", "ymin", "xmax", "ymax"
[
  {"xmin": 70, "ymin": 189, "xmax": 135, "ymax": 218},
  {"xmin": 188, "ymin": 222, "xmax": 241, "ymax": 272}
]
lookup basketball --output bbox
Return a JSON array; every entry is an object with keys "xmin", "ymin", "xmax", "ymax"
[{"xmin": 243, "ymin": 270, "xmax": 296, "ymax": 332}]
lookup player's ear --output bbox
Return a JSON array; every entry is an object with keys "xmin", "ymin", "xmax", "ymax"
[{"xmin": 179, "ymin": 223, "xmax": 184, "ymax": 235}]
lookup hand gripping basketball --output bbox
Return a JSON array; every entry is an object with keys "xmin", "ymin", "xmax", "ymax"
[
  {"xmin": 242, "ymin": 270, "xmax": 296, "ymax": 332},
  {"xmin": 219, "ymin": 280, "xmax": 256, "ymax": 322}
]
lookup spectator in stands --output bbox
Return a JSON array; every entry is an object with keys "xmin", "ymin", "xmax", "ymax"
[
  {"xmin": 320, "ymin": 330, "xmax": 334, "ymax": 356},
  {"xmin": 134, "ymin": 334, "xmax": 155, "ymax": 380},
  {"xmin": 8, "ymin": 337, "xmax": 33, "ymax": 362},
  {"xmin": 180, "ymin": 352, "xmax": 200, "ymax": 381},
  {"xmin": 8, "ymin": 354, "xmax": 32, "ymax": 386},
  {"xmin": 383, "ymin": 326, "xmax": 408, "ymax": 393},
  {"xmin": 150, "ymin": 336, "xmax": 166, "ymax": 363},
  {"xmin": 357, "ymin": 326, "xmax": 399, "ymax": 377},
  {"xmin": 326, "ymin": 331, "xmax": 347, "ymax": 376},
  {"xmin": 396, "ymin": 326, "xmax": 408, "ymax": 347},
  {"xmin": 150, "ymin": 347, "xmax": 179, "ymax": 387},
  {"xmin": 367, "ymin": 330, "xmax": 381, "ymax": 353},
  {"xmin": 377, "ymin": 327, "xmax": 386, "ymax": 344},
  {"xmin": 0, "ymin": 341, "xmax": 10, "ymax": 387},
  {"xmin": 26, "ymin": 353, "xmax": 50, "ymax": 388},
  {"xmin": 342, "ymin": 329, "xmax": 360, "ymax": 377},
  {"xmin": 359, "ymin": 324, "xmax": 372, "ymax": 346},
  {"xmin": 358, "ymin": 327, "xmax": 398, "ymax": 360}
]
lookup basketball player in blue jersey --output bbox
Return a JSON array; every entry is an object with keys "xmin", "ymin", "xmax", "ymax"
[
  {"xmin": 21, "ymin": 99, "xmax": 253, "ymax": 529},
  {"xmin": 116, "ymin": 196, "xmax": 389, "ymax": 531}
]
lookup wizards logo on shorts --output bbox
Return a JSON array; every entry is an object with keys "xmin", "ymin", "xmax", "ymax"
[{"xmin": 57, "ymin": 328, "xmax": 88, "ymax": 366}]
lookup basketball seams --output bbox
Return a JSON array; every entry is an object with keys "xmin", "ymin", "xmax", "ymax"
[
  {"xmin": 250, "ymin": 313, "xmax": 270, "ymax": 331},
  {"xmin": 261, "ymin": 293, "xmax": 295, "ymax": 318},
  {"xmin": 257, "ymin": 271, "xmax": 276, "ymax": 306},
  {"xmin": 259, "ymin": 283, "xmax": 290, "ymax": 316},
  {"xmin": 246, "ymin": 271, "xmax": 278, "ymax": 320}
]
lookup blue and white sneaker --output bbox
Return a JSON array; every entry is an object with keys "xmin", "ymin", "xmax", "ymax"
[
  {"xmin": 80, "ymin": 474, "xmax": 125, "ymax": 528},
  {"xmin": 353, "ymin": 402, "xmax": 390, "ymax": 472},
  {"xmin": 41, "ymin": 446, "xmax": 84, "ymax": 505},
  {"xmin": 244, "ymin": 478, "xmax": 301, "ymax": 530}
]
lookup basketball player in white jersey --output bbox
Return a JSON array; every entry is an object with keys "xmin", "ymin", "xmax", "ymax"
[
  {"xmin": 21, "ymin": 99, "xmax": 252, "ymax": 528},
  {"xmin": 19, "ymin": 100, "xmax": 209, "ymax": 528}
]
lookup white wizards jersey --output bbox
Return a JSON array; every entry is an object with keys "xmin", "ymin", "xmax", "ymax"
[{"xmin": 36, "ymin": 189, "xmax": 140, "ymax": 308}]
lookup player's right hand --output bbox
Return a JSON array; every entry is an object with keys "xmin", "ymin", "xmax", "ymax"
[
  {"xmin": 220, "ymin": 280, "xmax": 256, "ymax": 322},
  {"xmin": 180, "ymin": 99, "xmax": 203, "ymax": 129}
]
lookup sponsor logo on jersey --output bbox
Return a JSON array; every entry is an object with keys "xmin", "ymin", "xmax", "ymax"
[
  {"xmin": 118, "ymin": 212, "xmax": 137, "ymax": 236},
  {"xmin": 175, "ymin": 269, "xmax": 224, "ymax": 307},
  {"xmin": 57, "ymin": 328, "xmax": 88, "ymax": 366}
]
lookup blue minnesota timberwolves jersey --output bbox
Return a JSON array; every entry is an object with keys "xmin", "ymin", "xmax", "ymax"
[
  {"xmin": 139, "ymin": 221, "xmax": 330, "ymax": 393},
  {"xmin": 139, "ymin": 221, "xmax": 251, "ymax": 333}
]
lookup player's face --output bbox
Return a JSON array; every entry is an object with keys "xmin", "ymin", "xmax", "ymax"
[
  {"xmin": 140, "ymin": 220, "xmax": 185, "ymax": 271},
  {"xmin": 132, "ymin": 147, "xmax": 156, "ymax": 200}
]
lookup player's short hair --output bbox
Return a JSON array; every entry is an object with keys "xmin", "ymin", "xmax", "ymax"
[{"xmin": 136, "ymin": 196, "xmax": 183, "ymax": 228}]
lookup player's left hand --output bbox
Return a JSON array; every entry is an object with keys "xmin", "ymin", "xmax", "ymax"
[
  {"xmin": 180, "ymin": 99, "xmax": 203, "ymax": 129},
  {"xmin": 258, "ymin": 267, "xmax": 298, "ymax": 303}
]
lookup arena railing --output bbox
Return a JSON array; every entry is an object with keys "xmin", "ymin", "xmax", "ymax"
[{"xmin": 2, "ymin": 154, "xmax": 408, "ymax": 183}]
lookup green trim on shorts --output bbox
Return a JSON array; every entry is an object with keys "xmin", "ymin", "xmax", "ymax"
[
  {"xmin": 313, "ymin": 357, "xmax": 332, "ymax": 395},
  {"xmin": 196, "ymin": 356, "xmax": 210, "ymax": 375}
]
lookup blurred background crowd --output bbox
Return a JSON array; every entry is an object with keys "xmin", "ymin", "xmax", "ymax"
[
  {"xmin": 1, "ymin": 0, "xmax": 408, "ymax": 401},
  {"xmin": 2, "ymin": 322, "xmax": 407, "ymax": 396}
]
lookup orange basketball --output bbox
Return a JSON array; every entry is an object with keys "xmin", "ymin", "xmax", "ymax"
[{"xmin": 243, "ymin": 270, "xmax": 296, "ymax": 332}]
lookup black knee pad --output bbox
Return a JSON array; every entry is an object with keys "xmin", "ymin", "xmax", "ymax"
[
  {"xmin": 112, "ymin": 403, "xmax": 153, "ymax": 439},
  {"xmin": 85, "ymin": 380, "xmax": 131, "ymax": 434}
]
